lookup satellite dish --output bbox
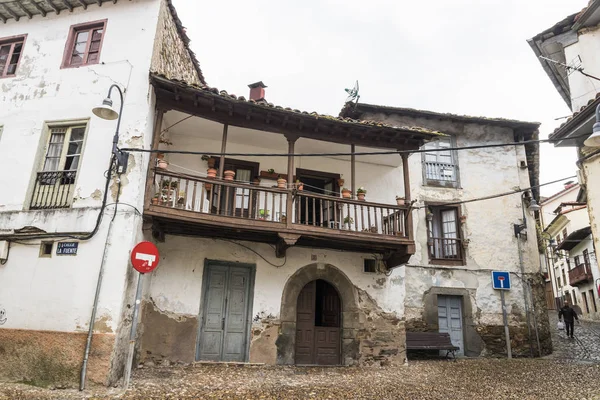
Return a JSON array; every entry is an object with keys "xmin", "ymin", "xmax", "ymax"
[{"xmin": 344, "ymin": 80, "xmax": 360, "ymax": 103}]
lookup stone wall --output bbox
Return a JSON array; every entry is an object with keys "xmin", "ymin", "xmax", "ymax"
[
  {"xmin": 150, "ymin": 0, "xmax": 203, "ymax": 85},
  {"xmin": 0, "ymin": 329, "xmax": 114, "ymax": 388}
]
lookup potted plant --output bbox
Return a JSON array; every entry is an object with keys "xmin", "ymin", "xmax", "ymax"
[
  {"xmin": 177, "ymin": 195, "xmax": 185, "ymax": 209},
  {"xmin": 337, "ymin": 176, "xmax": 345, "ymax": 187},
  {"xmin": 296, "ymin": 180, "xmax": 304, "ymax": 191},
  {"xmin": 356, "ymin": 187, "xmax": 367, "ymax": 201},
  {"xmin": 207, "ymin": 167, "xmax": 217, "ymax": 178},
  {"xmin": 277, "ymin": 175, "xmax": 287, "ymax": 189},
  {"xmin": 157, "ymin": 158, "xmax": 169, "ymax": 170},
  {"xmin": 395, "ymin": 196, "xmax": 405, "ymax": 206},
  {"xmin": 151, "ymin": 194, "xmax": 159, "ymax": 205},
  {"xmin": 157, "ymin": 152, "xmax": 165, "ymax": 160},
  {"xmin": 280, "ymin": 213, "xmax": 287, "ymax": 224},
  {"xmin": 259, "ymin": 209, "xmax": 270, "ymax": 220},
  {"xmin": 201, "ymin": 154, "xmax": 216, "ymax": 168},
  {"xmin": 267, "ymin": 168, "xmax": 275, "ymax": 174},
  {"xmin": 341, "ymin": 188, "xmax": 352, "ymax": 199},
  {"xmin": 343, "ymin": 215, "xmax": 354, "ymax": 229},
  {"xmin": 426, "ymin": 210, "xmax": 433, "ymax": 221},
  {"xmin": 224, "ymin": 170, "xmax": 236, "ymax": 181}
]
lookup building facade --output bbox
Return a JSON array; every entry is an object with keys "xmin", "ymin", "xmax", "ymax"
[{"xmin": 529, "ymin": 1, "xmax": 600, "ymax": 309}]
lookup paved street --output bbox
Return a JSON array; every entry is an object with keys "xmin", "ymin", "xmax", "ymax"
[{"xmin": 548, "ymin": 312, "xmax": 600, "ymax": 362}]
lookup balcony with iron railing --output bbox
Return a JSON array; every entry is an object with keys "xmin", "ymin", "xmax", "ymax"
[
  {"xmin": 568, "ymin": 263, "xmax": 594, "ymax": 286},
  {"xmin": 30, "ymin": 170, "xmax": 77, "ymax": 210},
  {"xmin": 144, "ymin": 170, "xmax": 414, "ymax": 262}
]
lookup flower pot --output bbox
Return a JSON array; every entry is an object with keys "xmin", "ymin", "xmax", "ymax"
[
  {"xmin": 341, "ymin": 189, "xmax": 352, "ymax": 199},
  {"xmin": 151, "ymin": 197, "xmax": 159, "ymax": 205},
  {"xmin": 157, "ymin": 159, "xmax": 168, "ymax": 170},
  {"xmin": 277, "ymin": 178, "xmax": 287, "ymax": 189},
  {"xmin": 396, "ymin": 197, "xmax": 405, "ymax": 206},
  {"xmin": 224, "ymin": 170, "xmax": 236, "ymax": 181},
  {"xmin": 297, "ymin": 184, "xmax": 304, "ymax": 191},
  {"xmin": 207, "ymin": 157, "xmax": 216, "ymax": 168},
  {"xmin": 207, "ymin": 168, "xmax": 217, "ymax": 178},
  {"xmin": 357, "ymin": 193, "xmax": 366, "ymax": 201},
  {"xmin": 157, "ymin": 152, "xmax": 165, "ymax": 160},
  {"xmin": 337, "ymin": 178, "xmax": 345, "ymax": 187}
]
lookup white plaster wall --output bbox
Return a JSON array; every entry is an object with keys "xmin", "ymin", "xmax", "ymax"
[
  {"xmin": 565, "ymin": 28, "xmax": 600, "ymax": 111},
  {"xmin": 145, "ymin": 235, "xmax": 405, "ymax": 322},
  {"xmin": 569, "ymin": 237, "xmax": 600, "ymax": 320},
  {"xmin": 0, "ymin": 0, "xmax": 160, "ymax": 333}
]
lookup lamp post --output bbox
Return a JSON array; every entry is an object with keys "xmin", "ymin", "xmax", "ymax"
[{"xmin": 92, "ymin": 84, "xmax": 130, "ymax": 173}]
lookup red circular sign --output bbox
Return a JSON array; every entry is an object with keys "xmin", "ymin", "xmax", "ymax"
[{"xmin": 131, "ymin": 241, "xmax": 160, "ymax": 274}]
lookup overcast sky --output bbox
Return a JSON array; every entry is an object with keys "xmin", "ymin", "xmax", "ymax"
[{"xmin": 173, "ymin": 0, "xmax": 587, "ymax": 197}]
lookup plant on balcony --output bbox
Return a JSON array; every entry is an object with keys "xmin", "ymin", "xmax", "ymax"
[
  {"xmin": 201, "ymin": 154, "xmax": 216, "ymax": 168},
  {"xmin": 343, "ymin": 215, "xmax": 354, "ymax": 229},
  {"xmin": 268, "ymin": 168, "xmax": 275, "ymax": 174},
  {"xmin": 161, "ymin": 180, "xmax": 178, "ymax": 190},
  {"xmin": 341, "ymin": 188, "xmax": 351, "ymax": 199},
  {"xmin": 337, "ymin": 175, "xmax": 345, "ymax": 187},
  {"xmin": 224, "ymin": 170, "xmax": 236, "ymax": 181},
  {"xmin": 356, "ymin": 187, "xmax": 367, "ymax": 201},
  {"xmin": 395, "ymin": 196, "xmax": 405, "ymax": 206},
  {"xmin": 151, "ymin": 194, "xmax": 159, "ymax": 205},
  {"xmin": 207, "ymin": 167, "xmax": 217, "ymax": 178},
  {"xmin": 296, "ymin": 180, "xmax": 304, "ymax": 191},
  {"xmin": 259, "ymin": 209, "xmax": 270, "ymax": 220},
  {"xmin": 277, "ymin": 175, "xmax": 287, "ymax": 189},
  {"xmin": 157, "ymin": 158, "xmax": 169, "ymax": 170}
]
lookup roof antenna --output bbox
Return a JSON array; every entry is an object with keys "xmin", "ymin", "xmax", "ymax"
[{"xmin": 344, "ymin": 80, "xmax": 360, "ymax": 105}]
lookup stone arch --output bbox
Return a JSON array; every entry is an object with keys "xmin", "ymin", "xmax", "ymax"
[{"xmin": 276, "ymin": 263, "xmax": 362, "ymax": 365}]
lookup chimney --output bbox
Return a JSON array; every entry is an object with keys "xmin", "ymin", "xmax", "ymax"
[{"xmin": 248, "ymin": 81, "xmax": 267, "ymax": 101}]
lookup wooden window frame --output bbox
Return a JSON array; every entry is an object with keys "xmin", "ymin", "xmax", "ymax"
[
  {"xmin": 421, "ymin": 136, "xmax": 461, "ymax": 189},
  {"xmin": 0, "ymin": 34, "xmax": 27, "ymax": 79},
  {"xmin": 426, "ymin": 203, "xmax": 465, "ymax": 266},
  {"xmin": 61, "ymin": 19, "xmax": 107, "ymax": 69}
]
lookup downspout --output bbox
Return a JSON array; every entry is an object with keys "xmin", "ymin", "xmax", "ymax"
[{"xmin": 517, "ymin": 236, "xmax": 534, "ymax": 357}]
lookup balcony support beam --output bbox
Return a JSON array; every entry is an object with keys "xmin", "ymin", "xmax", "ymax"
[
  {"xmin": 351, "ymin": 144, "xmax": 356, "ymax": 199},
  {"xmin": 276, "ymin": 233, "xmax": 300, "ymax": 258},
  {"xmin": 285, "ymin": 135, "xmax": 297, "ymax": 229},
  {"xmin": 216, "ymin": 123, "xmax": 228, "ymax": 212},
  {"xmin": 401, "ymin": 153, "xmax": 414, "ymax": 241}
]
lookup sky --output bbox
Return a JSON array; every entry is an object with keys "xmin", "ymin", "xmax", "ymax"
[{"xmin": 172, "ymin": 0, "xmax": 588, "ymax": 197}]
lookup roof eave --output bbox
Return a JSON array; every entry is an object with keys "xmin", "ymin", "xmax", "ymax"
[
  {"xmin": 573, "ymin": 0, "xmax": 600, "ymax": 31},
  {"xmin": 526, "ymin": 38, "xmax": 572, "ymax": 109}
]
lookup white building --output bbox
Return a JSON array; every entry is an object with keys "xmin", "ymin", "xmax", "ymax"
[
  {"xmin": 529, "ymin": 1, "xmax": 600, "ymax": 309},
  {"xmin": 0, "ymin": 0, "xmax": 550, "ymax": 389}
]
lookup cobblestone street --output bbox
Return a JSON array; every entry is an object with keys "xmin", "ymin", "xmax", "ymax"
[{"xmin": 548, "ymin": 312, "xmax": 600, "ymax": 361}]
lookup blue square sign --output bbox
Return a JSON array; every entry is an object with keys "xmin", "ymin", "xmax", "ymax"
[{"xmin": 492, "ymin": 271, "xmax": 511, "ymax": 290}]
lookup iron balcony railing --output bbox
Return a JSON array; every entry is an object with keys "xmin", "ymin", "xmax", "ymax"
[{"xmin": 30, "ymin": 170, "xmax": 77, "ymax": 209}]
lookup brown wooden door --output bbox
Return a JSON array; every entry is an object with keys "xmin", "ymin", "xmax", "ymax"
[{"xmin": 295, "ymin": 280, "xmax": 341, "ymax": 365}]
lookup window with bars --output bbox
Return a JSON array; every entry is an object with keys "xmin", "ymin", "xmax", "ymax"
[
  {"xmin": 421, "ymin": 136, "xmax": 459, "ymax": 187},
  {"xmin": 0, "ymin": 35, "xmax": 26, "ymax": 78},
  {"xmin": 62, "ymin": 20, "xmax": 106, "ymax": 68},
  {"xmin": 30, "ymin": 125, "xmax": 87, "ymax": 209},
  {"xmin": 583, "ymin": 249, "xmax": 591, "ymax": 269},
  {"xmin": 426, "ymin": 205, "xmax": 464, "ymax": 265}
]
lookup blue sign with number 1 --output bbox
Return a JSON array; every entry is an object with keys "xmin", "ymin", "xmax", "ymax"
[{"xmin": 492, "ymin": 271, "xmax": 511, "ymax": 290}]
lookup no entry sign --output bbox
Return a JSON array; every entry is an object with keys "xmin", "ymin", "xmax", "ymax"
[{"xmin": 131, "ymin": 241, "xmax": 160, "ymax": 274}]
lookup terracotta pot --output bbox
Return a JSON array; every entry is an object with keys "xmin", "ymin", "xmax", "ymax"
[
  {"xmin": 337, "ymin": 178, "xmax": 345, "ymax": 187},
  {"xmin": 341, "ymin": 189, "xmax": 351, "ymax": 199},
  {"xmin": 151, "ymin": 197, "xmax": 159, "ymax": 205},
  {"xmin": 157, "ymin": 159, "xmax": 168, "ymax": 170},
  {"xmin": 207, "ymin": 168, "xmax": 217, "ymax": 178},
  {"xmin": 224, "ymin": 170, "xmax": 236, "ymax": 181},
  {"xmin": 157, "ymin": 152, "xmax": 165, "ymax": 160},
  {"xmin": 207, "ymin": 157, "xmax": 216, "ymax": 168},
  {"xmin": 396, "ymin": 197, "xmax": 405, "ymax": 206},
  {"xmin": 277, "ymin": 178, "xmax": 287, "ymax": 189},
  {"xmin": 297, "ymin": 184, "xmax": 304, "ymax": 191},
  {"xmin": 357, "ymin": 193, "xmax": 365, "ymax": 201}
]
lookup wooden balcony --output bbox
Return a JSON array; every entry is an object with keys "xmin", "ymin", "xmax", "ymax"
[
  {"xmin": 568, "ymin": 264, "xmax": 594, "ymax": 286},
  {"xmin": 144, "ymin": 170, "xmax": 415, "ymax": 267}
]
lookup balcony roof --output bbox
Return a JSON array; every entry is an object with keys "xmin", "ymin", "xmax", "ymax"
[
  {"xmin": 150, "ymin": 74, "xmax": 445, "ymax": 150},
  {"xmin": 557, "ymin": 226, "xmax": 592, "ymax": 251}
]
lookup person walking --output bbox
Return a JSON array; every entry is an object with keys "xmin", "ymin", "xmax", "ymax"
[{"xmin": 558, "ymin": 300, "xmax": 579, "ymax": 338}]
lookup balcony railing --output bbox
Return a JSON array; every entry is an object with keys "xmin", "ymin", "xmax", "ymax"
[
  {"xmin": 568, "ymin": 263, "xmax": 593, "ymax": 286},
  {"xmin": 150, "ymin": 170, "xmax": 409, "ymax": 239},
  {"xmin": 428, "ymin": 237, "xmax": 464, "ymax": 262},
  {"xmin": 424, "ymin": 162, "xmax": 457, "ymax": 183},
  {"xmin": 30, "ymin": 170, "xmax": 77, "ymax": 210}
]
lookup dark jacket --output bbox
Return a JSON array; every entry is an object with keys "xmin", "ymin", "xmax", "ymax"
[{"xmin": 559, "ymin": 305, "xmax": 579, "ymax": 323}]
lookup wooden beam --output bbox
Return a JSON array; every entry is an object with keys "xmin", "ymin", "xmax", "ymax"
[
  {"xmin": 351, "ymin": 144, "xmax": 356, "ymax": 198},
  {"xmin": 61, "ymin": 0, "xmax": 73, "ymax": 12},
  {"xmin": 14, "ymin": 1, "xmax": 33, "ymax": 19},
  {"xmin": 143, "ymin": 108, "xmax": 165, "ymax": 210},
  {"xmin": 1, "ymin": 4, "xmax": 20, "ymax": 20},
  {"xmin": 285, "ymin": 135, "xmax": 297, "ymax": 229},
  {"xmin": 30, "ymin": 1, "xmax": 47, "ymax": 16},
  {"xmin": 45, "ymin": 0, "xmax": 60, "ymax": 14},
  {"xmin": 401, "ymin": 153, "xmax": 414, "ymax": 241},
  {"xmin": 276, "ymin": 233, "xmax": 300, "ymax": 258},
  {"xmin": 77, "ymin": 0, "xmax": 87, "ymax": 9}
]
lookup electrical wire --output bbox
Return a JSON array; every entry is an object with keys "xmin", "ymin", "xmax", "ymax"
[
  {"xmin": 120, "ymin": 133, "xmax": 590, "ymax": 159},
  {"xmin": 218, "ymin": 238, "xmax": 286, "ymax": 268}
]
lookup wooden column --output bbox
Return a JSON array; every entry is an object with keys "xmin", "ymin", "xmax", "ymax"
[
  {"xmin": 216, "ymin": 124, "xmax": 228, "ymax": 213},
  {"xmin": 144, "ymin": 107, "xmax": 164, "ymax": 209},
  {"xmin": 351, "ymin": 144, "xmax": 356, "ymax": 198},
  {"xmin": 285, "ymin": 135, "xmax": 297, "ymax": 228},
  {"xmin": 401, "ymin": 152, "xmax": 414, "ymax": 240}
]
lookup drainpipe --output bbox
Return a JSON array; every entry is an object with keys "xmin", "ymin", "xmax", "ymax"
[{"xmin": 517, "ymin": 236, "xmax": 535, "ymax": 357}]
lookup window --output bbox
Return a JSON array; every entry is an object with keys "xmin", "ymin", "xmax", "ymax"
[
  {"xmin": 562, "ymin": 269, "xmax": 567, "ymax": 285},
  {"xmin": 0, "ymin": 35, "xmax": 26, "ymax": 78},
  {"xmin": 426, "ymin": 205, "xmax": 464, "ymax": 264},
  {"xmin": 364, "ymin": 259, "xmax": 377, "ymax": 273},
  {"xmin": 62, "ymin": 20, "xmax": 106, "ymax": 68},
  {"xmin": 39, "ymin": 242, "xmax": 53, "ymax": 257},
  {"xmin": 574, "ymin": 255, "xmax": 581, "ymax": 267},
  {"xmin": 556, "ymin": 234, "xmax": 561, "ymax": 244},
  {"xmin": 30, "ymin": 124, "xmax": 87, "ymax": 209},
  {"xmin": 422, "ymin": 136, "xmax": 459, "ymax": 187},
  {"xmin": 583, "ymin": 249, "xmax": 591, "ymax": 268}
]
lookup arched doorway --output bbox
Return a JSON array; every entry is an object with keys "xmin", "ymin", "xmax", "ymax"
[{"xmin": 295, "ymin": 279, "xmax": 341, "ymax": 365}]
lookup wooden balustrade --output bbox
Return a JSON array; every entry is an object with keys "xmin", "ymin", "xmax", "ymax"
[
  {"xmin": 428, "ymin": 237, "xmax": 464, "ymax": 261},
  {"xmin": 568, "ymin": 263, "xmax": 593, "ymax": 286},
  {"xmin": 150, "ymin": 170, "xmax": 410, "ymax": 239}
]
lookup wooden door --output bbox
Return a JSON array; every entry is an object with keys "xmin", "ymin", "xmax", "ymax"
[
  {"xmin": 197, "ymin": 263, "xmax": 254, "ymax": 362},
  {"xmin": 438, "ymin": 295, "xmax": 464, "ymax": 356},
  {"xmin": 295, "ymin": 280, "xmax": 341, "ymax": 365}
]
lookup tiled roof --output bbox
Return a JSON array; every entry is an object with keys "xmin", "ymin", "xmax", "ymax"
[
  {"xmin": 540, "ymin": 183, "xmax": 579, "ymax": 205},
  {"xmin": 151, "ymin": 74, "xmax": 445, "ymax": 137},
  {"xmin": 549, "ymin": 93, "xmax": 600, "ymax": 140}
]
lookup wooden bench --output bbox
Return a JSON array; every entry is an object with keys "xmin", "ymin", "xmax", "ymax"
[{"xmin": 406, "ymin": 332, "xmax": 459, "ymax": 361}]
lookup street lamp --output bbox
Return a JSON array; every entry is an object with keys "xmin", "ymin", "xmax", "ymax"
[
  {"xmin": 92, "ymin": 84, "xmax": 129, "ymax": 174},
  {"xmin": 514, "ymin": 192, "xmax": 540, "ymax": 238}
]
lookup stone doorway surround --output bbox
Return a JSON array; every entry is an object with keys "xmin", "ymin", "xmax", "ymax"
[{"xmin": 276, "ymin": 263, "xmax": 362, "ymax": 365}]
